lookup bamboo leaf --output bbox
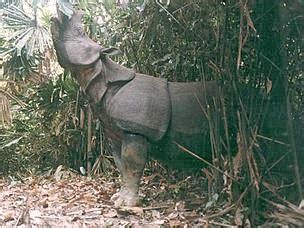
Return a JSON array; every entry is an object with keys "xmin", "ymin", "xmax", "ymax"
[{"xmin": 0, "ymin": 136, "xmax": 23, "ymax": 149}]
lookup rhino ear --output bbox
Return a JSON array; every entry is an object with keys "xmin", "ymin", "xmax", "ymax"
[{"xmin": 100, "ymin": 47, "xmax": 122, "ymax": 56}]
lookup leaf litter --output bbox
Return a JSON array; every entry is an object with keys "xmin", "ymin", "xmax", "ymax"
[{"xmin": 0, "ymin": 167, "xmax": 247, "ymax": 227}]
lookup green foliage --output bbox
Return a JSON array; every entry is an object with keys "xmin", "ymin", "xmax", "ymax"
[
  {"xmin": 28, "ymin": 72, "xmax": 88, "ymax": 168},
  {"xmin": 96, "ymin": 0, "xmax": 225, "ymax": 81},
  {"xmin": 31, "ymin": 71, "xmax": 80, "ymax": 124},
  {"xmin": 0, "ymin": 108, "xmax": 66, "ymax": 175},
  {"xmin": 1, "ymin": 3, "xmax": 52, "ymax": 57},
  {"xmin": 0, "ymin": 1, "xmax": 53, "ymax": 84},
  {"xmin": 2, "ymin": 49, "xmax": 41, "ymax": 81},
  {"xmin": 26, "ymin": 71, "xmax": 112, "ymax": 173}
]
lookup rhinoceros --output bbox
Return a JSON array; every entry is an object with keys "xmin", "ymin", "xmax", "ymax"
[{"xmin": 51, "ymin": 10, "xmax": 220, "ymax": 206}]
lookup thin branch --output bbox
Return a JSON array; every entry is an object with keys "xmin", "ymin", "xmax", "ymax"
[
  {"xmin": 173, "ymin": 141, "xmax": 236, "ymax": 181},
  {"xmin": 257, "ymin": 134, "xmax": 290, "ymax": 147}
]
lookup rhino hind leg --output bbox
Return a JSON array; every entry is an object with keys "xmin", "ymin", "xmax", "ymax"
[{"xmin": 111, "ymin": 133, "xmax": 148, "ymax": 207}]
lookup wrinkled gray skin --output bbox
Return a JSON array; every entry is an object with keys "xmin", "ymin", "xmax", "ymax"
[{"xmin": 51, "ymin": 11, "xmax": 219, "ymax": 207}]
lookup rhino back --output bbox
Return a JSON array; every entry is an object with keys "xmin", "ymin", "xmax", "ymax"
[{"xmin": 106, "ymin": 74, "xmax": 171, "ymax": 142}]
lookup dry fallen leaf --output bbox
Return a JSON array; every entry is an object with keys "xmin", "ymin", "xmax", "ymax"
[
  {"xmin": 118, "ymin": 206, "xmax": 144, "ymax": 216},
  {"xmin": 39, "ymin": 198, "xmax": 49, "ymax": 208},
  {"xmin": 3, "ymin": 211, "xmax": 14, "ymax": 222},
  {"xmin": 169, "ymin": 219, "xmax": 183, "ymax": 227},
  {"xmin": 234, "ymin": 207, "xmax": 244, "ymax": 226},
  {"xmin": 168, "ymin": 211, "xmax": 179, "ymax": 219},
  {"xmin": 174, "ymin": 201, "xmax": 185, "ymax": 211},
  {"xmin": 266, "ymin": 78, "xmax": 272, "ymax": 94},
  {"xmin": 0, "ymin": 172, "xmax": 241, "ymax": 226},
  {"xmin": 71, "ymin": 216, "xmax": 81, "ymax": 222},
  {"xmin": 103, "ymin": 209, "xmax": 118, "ymax": 218},
  {"xmin": 16, "ymin": 208, "xmax": 30, "ymax": 226},
  {"xmin": 151, "ymin": 219, "xmax": 166, "ymax": 225}
]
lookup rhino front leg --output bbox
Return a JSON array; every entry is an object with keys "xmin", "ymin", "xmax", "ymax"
[
  {"xmin": 108, "ymin": 139, "xmax": 123, "ymax": 172},
  {"xmin": 111, "ymin": 133, "xmax": 148, "ymax": 207}
]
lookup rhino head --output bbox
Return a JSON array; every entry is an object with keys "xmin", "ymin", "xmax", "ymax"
[{"xmin": 51, "ymin": 9, "xmax": 135, "ymax": 104}]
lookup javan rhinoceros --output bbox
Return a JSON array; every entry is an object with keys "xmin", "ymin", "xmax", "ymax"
[{"xmin": 51, "ymin": 10, "xmax": 220, "ymax": 206}]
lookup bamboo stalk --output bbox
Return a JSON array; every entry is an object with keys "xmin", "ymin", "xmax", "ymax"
[
  {"xmin": 87, "ymin": 105, "xmax": 92, "ymax": 176},
  {"xmin": 286, "ymin": 94, "xmax": 302, "ymax": 200}
]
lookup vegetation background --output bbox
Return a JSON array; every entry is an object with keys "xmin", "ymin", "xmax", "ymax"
[{"xmin": 0, "ymin": 0, "xmax": 303, "ymax": 226}]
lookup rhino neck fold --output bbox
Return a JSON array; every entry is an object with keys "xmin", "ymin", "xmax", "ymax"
[
  {"xmin": 72, "ymin": 60, "xmax": 103, "ymax": 92},
  {"xmin": 74, "ymin": 57, "xmax": 135, "ymax": 105},
  {"xmin": 101, "ymin": 57, "xmax": 135, "ymax": 84}
]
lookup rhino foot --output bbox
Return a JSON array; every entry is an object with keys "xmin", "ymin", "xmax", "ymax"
[{"xmin": 111, "ymin": 188, "xmax": 139, "ymax": 207}]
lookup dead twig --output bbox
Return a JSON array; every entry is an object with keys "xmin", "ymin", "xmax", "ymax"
[
  {"xmin": 142, "ymin": 205, "xmax": 171, "ymax": 211},
  {"xmin": 0, "ymin": 88, "xmax": 27, "ymax": 107},
  {"xmin": 204, "ymin": 203, "xmax": 236, "ymax": 220},
  {"xmin": 173, "ymin": 141, "xmax": 236, "ymax": 181},
  {"xmin": 257, "ymin": 134, "xmax": 290, "ymax": 147}
]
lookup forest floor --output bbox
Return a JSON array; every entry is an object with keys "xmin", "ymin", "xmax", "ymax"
[
  {"xmin": 1, "ymin": 166, "xmax": 301, "ymax": 227},
  {"xmin": 0, "ymin": 166, "xmax": 242, "ymax": 227}
]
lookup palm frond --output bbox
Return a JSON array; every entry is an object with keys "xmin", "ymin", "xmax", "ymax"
[{"xmin": 1, "ymin": 3, "xmax": 52, "ymax": 57}]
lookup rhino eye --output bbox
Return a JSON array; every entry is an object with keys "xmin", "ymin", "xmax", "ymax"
[{"xmin": 72, "ymin": 24, "xmax": 85, "ymax": 36}]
